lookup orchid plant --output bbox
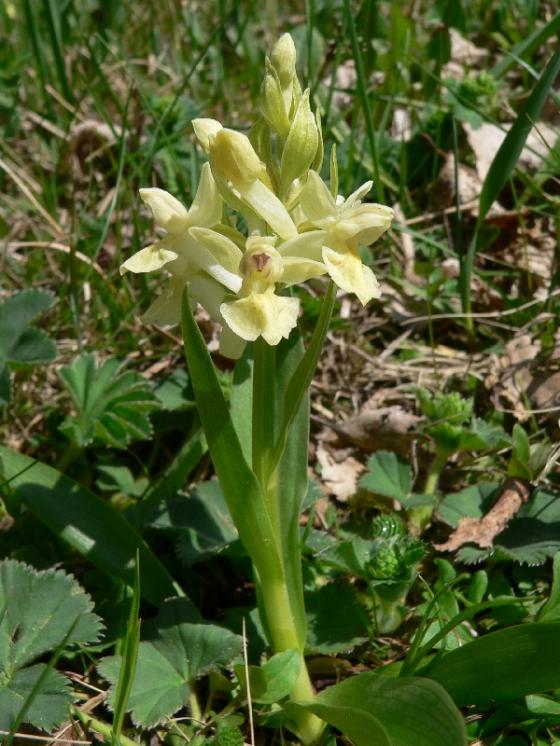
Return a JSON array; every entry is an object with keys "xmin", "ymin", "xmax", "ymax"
[{"xmin": 121, "ymin": 35, "xmax": 465, "ymax": 746}]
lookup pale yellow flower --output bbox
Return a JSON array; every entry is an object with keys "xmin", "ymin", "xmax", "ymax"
[
  {"xmin": 298, "ymin": 171, "xmax": 393, "ymax": 305},
  {"xmin": 190, "ymin": 231, "xmax": 325, "ymax": 347}
]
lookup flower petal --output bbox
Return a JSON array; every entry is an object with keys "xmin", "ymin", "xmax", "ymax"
[
  {"xmin": 189, "ymin": 226, "xmax": 243, "ymax": 275},
  {"xmin": 142, "ymin": 279, "xmax": 186, "ymax": 326},
  {"xmin": 300, "ymin": 170, "xmax": 336, "ymax": 225},
  {"xmin": 189, "ymin": 272, "xmax": 228, "ymax": 320},
  {"xmin": 192, "ymin": 118, "xmax": 223, "ymax": 152},
  {"xmin": 277, "ymin": 230, "xmax": 326, "ymax": 260},
  {"xmin": 240, "ymin": 180, "xmax": 297, "ymax": 239},
  {"xmin": 139, "ymin": 188, "xmax": 190, "ymax": 234},
  {"xmin": 281, "ymin": 256, "xmax": 327, "ymax": 285},
  {"xmin": 345, "ymin": 180, "xmax": 373, "ymax": 207},
  {"xmin": 120, "ymin": 244, "xmax": 178, "ymax": 275},
  {"xmin": 186, "ymin": 163, "xmax": 223, "ymax": 227},
  {"xmin": 220, "ymin": 291, "xmax": 299, "ymax": 345},
  {"xmin": 322, "ymin": 246, "xmax": 381, "ymax": 305}
]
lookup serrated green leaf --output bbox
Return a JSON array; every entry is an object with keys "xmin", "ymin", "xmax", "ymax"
[
  {"xmin": 236, "ymin": 649, "xmax": 301, "ymax": 705},
  {"xmin": 424, "ymin": 623, "xmax": 560, "ymax": 706},
  {"xmin": 437, "ymin": 482, "xmax": 500, "ymax": 528},
  {"xmin": 99, "ymin": 597, "xmax": 242, "ymax": 727},
  {"xmin": 293, "ymin": 671, "xmax": 466, "ymax": 746},
  {"xmin": 360, "ymin": 451, "xmax": 412, "ymax": 502},
  {"xmin": 0, "ymin": 560, "xmax": 102, "ymax": 672},
  {"xmin": 305, "ymin": 581, "xmax": 368, "ymax": 654},
  {"xmin": 0, "ymin": 664, "xmax": 71, "ymax": 731},
  {"xmin": 58, "ymin": 354, "xmax": 160, "ymax": 448},
  {"xmin": 0, "ymin": 560, "xmax": 102, "ymax": 731}
]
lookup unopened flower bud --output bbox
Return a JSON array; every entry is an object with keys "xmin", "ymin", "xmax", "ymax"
[
  {"xmin": 279, "ymin": 89, "xmax": 319, "ymax": 195},
  {"xmin": 270, "ymin": 33, "xmax": 297, "ymax": 89},
  {"xmin": 261, "ymin": 62, "xmax": 291, "ymax": 138},
  {"xmin": 192, "ymin": 118, "xmax": 223, "ymax": 152},
  {"xmin": 209, "ymin": 129, "xmax": 265, "ymax": 187}
]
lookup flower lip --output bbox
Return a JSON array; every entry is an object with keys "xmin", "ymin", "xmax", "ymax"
[{"xmin": 252, "ymin": 253, "xmax": 270, "ymax": 272}]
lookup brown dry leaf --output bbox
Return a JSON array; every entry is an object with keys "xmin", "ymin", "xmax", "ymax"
[
  {"xmin": 327, "ymin": 406, "xmax": 420, "ymax": 455},
  {"xmin": 316, "ymin": 443, "xmax": 364, "ymax": 502},
  {"xmin": 496, "ymin": 219, "xmax": 556, "ymax": 288},
  {"xmin": 435, "ymin": 478, "xmax": 532, "ymax": 551},
  {"xmin": 464, "ymin": 121, "xmax": 559, "ymax": 182}
]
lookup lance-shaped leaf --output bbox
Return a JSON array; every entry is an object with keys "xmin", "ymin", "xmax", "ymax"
[
  {"xmin": 181, "ymin": 288, "xmax": 282, "ymax": 585},
  {"xmin": 0, "ymin": 559, "xmax": 102, "ymax": 731},
  {"xmin": 424, "ymin": 622, "xmax": 560, "ymax": 706},
  {"xmin": 58, "ymin": 353, "xmax": 161, "ymax": 449}
]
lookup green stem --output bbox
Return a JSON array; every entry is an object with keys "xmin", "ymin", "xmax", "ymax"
[
  {"xmin": 409, "ymin": 449, "xmax": 449, "ymax": 536},
  {"xmin": 423, "ymin": 448, "xmax": 448, "ymax": 495},
  {"xmin": 70, "ymin": 706, "xmax": 140, "ymax": 746},
  {"xmin": 258, "ymin": 568, "xmax": 324, "ymax": 744},
  {"xmin": 252, "ymin": 339, "xmax": 324, "ymax": 745}
]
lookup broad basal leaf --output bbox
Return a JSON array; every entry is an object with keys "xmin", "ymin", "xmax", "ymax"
[
  {"xmin": 58, "ymin": 353, "xmax": 161, "ymax": 448},
  {"xmin": 293, "ymin": 671, "xmax": 466, "ymax": 746},
  {"xmin": 424, "ymin": 623, "xmax": 560, "ymax": 706},
  {"xmin": 0, "ymin": 559, "xmax": 102, "ymax": 731},
  {"xmin": 98, "ymin": 597, "xmax": 242, "ymax": 727}
]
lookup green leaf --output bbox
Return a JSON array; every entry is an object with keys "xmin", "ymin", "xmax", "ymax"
[
  {"xmin": 0, "ymin": 446, "xmax": 178, "ymax": 606},
  {"xmin": 424, "ymin": 623, "xmax": 560, "ymax": 706},
  {"xmin": 294, "ymin": 671, "xmax": 466, "ymax": 746},
  {"xmin": 0, "ymin": 559, "xmax": 102, "ymax": 731},
  {"xmin": 237, "ymin": 649, "xmax": 302, "ymax": 704},
  {"xmin": 158, "ymin": 480, "xmax": 239, "ymax": 566},
  {"xmin": 181, "ymin": 288, "xmax": 281, "ymax": 586},
  {"xmin": 0, "ymin": 289, "xmax": 56, "ymax": 364},
  {"xmin": 479, "ymin": 49, "xmax": 560, "ymax": 222},
  {"xmin": 58, "ymin": 353, "xmax": 161, "ymax": 449},
  {"xmin": 99, "ymin": 598, "xmax": 242, "ymax": 727},
  {"xmin": 0, "ymin": 665, "xmax": 71, "ymax": 731},
  {"xmin": 305, "ymin": 581, "xmax": 368, "ymax": 654},
  {"xmin": 111, "ymin": 555, "xmax": 140, "ymax": 746},
  {"xmin": 461, "ymin": 48, "xmax": 560, "ymax": 317},
  {"xmin": 437, "ymin": 482, "xmax": 500, "ymax": 528},
  {"xmin": 360, "ymin": 451, "xmax": 412, "ymax": 502}
]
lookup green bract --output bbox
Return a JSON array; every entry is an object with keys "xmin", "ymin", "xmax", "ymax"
[{"xmin": 121, "ymin": 34, "xmax": 393, "ymax": 357}]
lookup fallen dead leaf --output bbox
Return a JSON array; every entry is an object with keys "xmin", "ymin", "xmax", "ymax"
[
  {"xmin": 322, "ymin": 406, "xmax": 420, "ymax": 455},
  {"xmin": 464, "ymin": 121, "xmax": 559, "ymax": 182},
  {"xmin": 435, "ymin": 477, "xmax": 532, "ymax": 551},
  {"xmin": 316, "ymin": 443, "xmax": 364, "ymax": 502}
]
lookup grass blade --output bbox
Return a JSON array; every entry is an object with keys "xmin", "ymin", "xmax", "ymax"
[
  {"xmin": 460, "ymin": 47, "xmax": 560, "ymax": 322},
  {"xmin": 111, "ymin": 554, "xmax": 141, "ymax": 746}
]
